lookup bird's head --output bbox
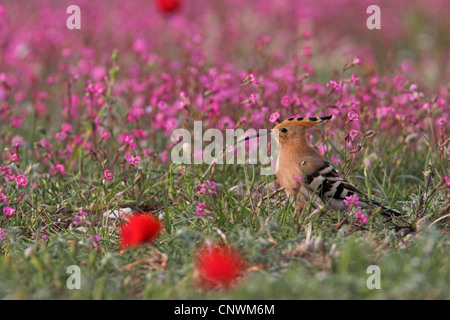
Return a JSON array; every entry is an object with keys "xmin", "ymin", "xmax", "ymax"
[
  {"xmin": 240, "ymin": 115, "xmax": 332, "ymax": 146},
  {"xmin": 273, "ymin": 116, "xmax": 332, "ymax": 145}
]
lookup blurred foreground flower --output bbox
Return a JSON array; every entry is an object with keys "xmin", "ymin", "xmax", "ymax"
[
  {"xmin": 194, "ymin": 244, "xmax": 245, "ymax": 289},
  {"xmin": 119, "ymin": 213, "xmax": 162, "ymax": 248}
]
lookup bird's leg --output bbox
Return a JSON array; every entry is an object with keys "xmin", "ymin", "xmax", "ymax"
[{"xmin": 292, "ymin": 191, "xmax": 308, "ymax": 213}]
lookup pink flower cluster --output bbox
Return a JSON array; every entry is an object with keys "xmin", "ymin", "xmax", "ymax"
[
  {"xmin": 73, "ymin": 209, "xmax": 87, "ymax": 226},
  {"xmin": 199, "ymin": 180, "xmax": 217, "ymax": 195},
  {"xmin": 3, "ymin": 206, "xmax": 16, "ymax": 216},
  {"xmin": 0, "ymin": 0, "xmax": 447, "ymax": 234},
  {"xmin": 354, "ymin": 211, "xmax": 368, "ymax": 225},
  {"xmin": 196, "ymin": 202, "xmax": 207, "ymax": 217}
]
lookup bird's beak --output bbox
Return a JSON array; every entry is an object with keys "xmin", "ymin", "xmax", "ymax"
[{"xmin": 238, "ymin": 130, "xmax": 272, "ymax": 143}]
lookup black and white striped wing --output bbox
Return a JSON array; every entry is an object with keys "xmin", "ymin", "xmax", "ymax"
[
  {"xmin": 303, "ymin": 162, "xmax": 362, "ymax": 211},
  {"xmin": 303, "ymin": 162, "xmax": 400, "ymax": 216}
]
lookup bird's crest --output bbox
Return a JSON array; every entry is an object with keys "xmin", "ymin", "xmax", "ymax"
[
  {"xmin": 239, "ymin": 115, "xmax": 332, "ymax": 143},
  {"xmin": 273, "ymin": 115, "xmax": 332, "ymax": 129}
]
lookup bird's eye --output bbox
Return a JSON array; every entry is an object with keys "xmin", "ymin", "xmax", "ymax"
[{"xmin": 281, "ymin": 128, "xmax": 288, "ymax": 133}]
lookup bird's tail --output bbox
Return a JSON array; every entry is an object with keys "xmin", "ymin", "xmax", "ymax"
[{"xmin": 367, "ymin": 199, "xmax": 401, "ymax": 218}]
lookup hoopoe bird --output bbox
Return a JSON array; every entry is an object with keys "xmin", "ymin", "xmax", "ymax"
[{"xmin": 242, "ymin": 116, "xmax": 400, "ymax": 217}]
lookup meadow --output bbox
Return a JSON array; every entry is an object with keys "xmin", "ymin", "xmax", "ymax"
[{"xmin": 0, "ymin": 0, "xmax": 449, "ymax": 299}]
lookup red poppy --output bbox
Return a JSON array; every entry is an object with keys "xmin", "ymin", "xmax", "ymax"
[
  {"xmin": 195, "ymin": 244, "xmax": 245, "ymax": 289},
  {"xmin": 119, "ymin": 213, "xmax": 162, "ymax": 248},
  {"xmin": 156, "ymin": 0, "xmax": 181, "ymax": 14}
]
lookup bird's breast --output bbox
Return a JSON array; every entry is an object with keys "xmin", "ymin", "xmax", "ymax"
[{"xmin": 275, "ymin": 150, "xmax": 304, "ymax": 196}]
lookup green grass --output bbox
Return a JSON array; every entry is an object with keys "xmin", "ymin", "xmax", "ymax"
[{"xmin": 0, "ymin": 146, "xmax": 449, "ymax": 299}]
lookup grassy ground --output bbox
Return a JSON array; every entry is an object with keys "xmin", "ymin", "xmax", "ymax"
[{"xmin": 0, "ymin": 148, "xmax": 448, "ymax": 299}]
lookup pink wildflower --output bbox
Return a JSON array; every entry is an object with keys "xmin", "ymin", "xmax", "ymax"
[
  {"xmin": 269, "ymin": 112, "xmax": 280, "ymax": 123},
  {"xmin": 301, "ymin": 61, "xmax": 313, "ymax": 74},
  {"xmin": 132, "ymin": 129, "xmax": 147, "ymax": 140},
  {"xmin": 55, "ymin": 132, "xmax": 67, "ymax": 141},
  {"xmin": 348, "ymin": 111, "xmax": 359, "ymax": 121},
  {"xmin": 39, "ymin": 139, "xmax": 53, "ymax": 151},
  {"xmin": 436, "ymin": 117, "xmax": 446, "ymax": 127},
  {"xmin": 100, "ymin": 129, "xmax": 111, "ymax": 140},
  {"xmin": 196, "ymin": 202, "xmax": 207, "ymax": 217},
  {"xmin": 301, "ymin": 29, "xmax": 311, "ymax": 40},
  {"xmin": 127, "ymin": 106, "xmax": 145, "ymax": 122},
  {"xmin": 444, "ymin": 176, "xmax": 450, "ymax": 187},
  {"xmin": 0, "ymin": 192, "xmax": 8, "ymax": 204},
  {"xmin": 251, "ymin": 110, "xmax": 265, "ymax": 126},
  {"xmin": 200, "ymin": 180, "xmax": 217, "ymax": 195},
  {"xmin": 255, "ymin": 35, "xmax": 272, "ymax": 47},
  {"xmin": 331, "ymin": 155, "xmax": 342, "ymax": 166},
  {"xmin": 125, "ymin": 153, "xmax": 141, "ymax": 165},
  {"xmin": 160, "ymin": 150, "xmax": 168, "ymax": 164},
  {"xmin": 11, "ymin": 135, "xmax": 25, "ymax": 148},
  {"xmin": 104, "ymin": 170, "xmax": 114, "ymax": 180},
  {"xmin": 121, "ymin": 134, "xmax": 137, "ymax": 149},
  {"xmin": 249, "ymin": 93, "xmax": 258, "ymax": 105},
  {"xmin": 349, "ymin": 129, "xmax": 361, "ymax": 141},
  {"xmin": 281, "ymin": 95, "xmax": 292, "ymax": 107},
  {"xmin": 133, "ymin": 38, "xmax": 147, "ymax": 53},
  {"xmin": 0, "ymin": 230, "xmax": 7, "ymax": 243},
  {"xmin": 355, "ymin": 210, "xmax": 368, "ymax": 225},
  {"xmin": 89, "ymin": 235, "xmax": 102, "ymax": 252},
  {"xmin": 15, "ymin": 174, "xmax": 28, "ymax": 187},
  {"xmin": 3, "ymin": 206, "xmax": 16, "ymax": 216},
  {"xmin": 303, "ymin": 45, "xmax": 312, "ymax": 59},
  {"xmin": 10, "ymin": 153, "xmax": 19, "ymax": 162},
  {"xmin": 61, "ymin": 123, "xmax": 73, "ymax": 132},
  {"xmin": 32, "ymin": 232, "xmax": 48, "ymax": 240},
  {"xmin": 318, "ymin": 144, "xmax": 328, "ymax": 156},
  {"xmin": 352, "ymin": 56, "xmax": 362, "ymax": 65},
  {"xmin": 351, "ymin": 73, "xmax": 360, "ymax": 86},
  {"xmin": 143, "ymin": 148, "xmax": 152, "ymax": 158},
  {"xmin": 344, "ymin": 194, "xmax": 360, "ymax": 208},
  {"xmin": 73, "ymin": 209, "xmax": 87, "ymax": 226},
  {"xmin": 326, "ymin": 80, "xmax": 341, "ymax": 93},
  {"xmin": 3, "ymin": 167, "xmax": 15, "ymax": 181},
  {"xmin": 50, "ymin": 164, "xmax": 66, "ymax": 176},
  {"xmin": 11, "ymin": 117, "xmax": 22, "ymax": 128},
  {"xmin": 393, "ymin": 75, "xmax": 406, "ymax": 90},
  {"xmin": 164, "ymin": 117, "xmax": 179, "ymax": 132}
]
